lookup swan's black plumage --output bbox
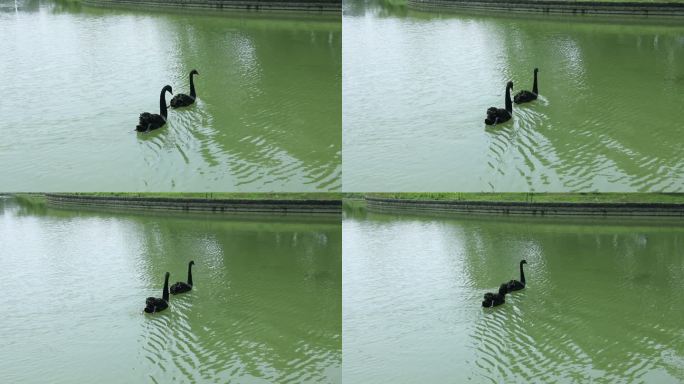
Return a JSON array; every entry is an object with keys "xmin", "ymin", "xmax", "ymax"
[
  {"xmin": 144, "ymin": 272, "xmax": 170, "ymax": 313},
  {"xmin": 514, "ymin": 68, "xmax": 538, "ymax": 104},
  {"xmin": 170, "ymin": 70, "xmax": 199, "ymax": 108},
  {"xmin": 505, "ymin": 260, "xmax": 527, "ymax": 292},
  {"xmin": 482, "ymin": 283, "xmax": 508, "ymax": 308},
  {"xmin": 170, "ymin": 260, "xmax": 194, "ymax": 295},
  {"xmin": 136, "ymin": 85, "xmax": 173, "ymax": 132},
  {"xmin": 485, "ymin": 81, "xmax": 513, "ymax": 125}
]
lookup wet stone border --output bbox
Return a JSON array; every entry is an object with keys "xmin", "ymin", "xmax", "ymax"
[
  {"xmin": 365, "ymin": 196, "xmax": 684, "ymax": 218},
  {"xmin": 408, "ymin": 0, "xmax": 684, "ymax": 17},
  {"xmin": 46, "ymin": 194, "xmax": 342, "ymax": 216},
  {"xmin": 82, "ymin": 0, "xmax": 341, "ymax": 14}
]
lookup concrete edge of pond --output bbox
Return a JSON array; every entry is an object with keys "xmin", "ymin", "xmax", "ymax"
[
  {"xmin": 408, "ymin": 0, "xmax": 684, "ymax": 17},
  {"xmin": 364, "ymin": 196, "xmax": 684, "ymax": 218},
  {"xmin": 45, "ymin": 194, "xmax": 342, "ymax": 216},
  {"xmin": 82, "ymin": 0, "xmax": 341, "ymax": 16}
]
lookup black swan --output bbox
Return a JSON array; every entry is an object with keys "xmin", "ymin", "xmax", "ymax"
[
  {"xmin": 485, "ymin": 81, "xmax": 513, "ymax": 125},
  {"xmin": 170, "ymin": 70, "xmax": 199, "ymax": 108},
  {"xmin": 144, "ymin": 272, "xmax": 170, "ymax": 313},
  {"xmin": 170, "ymin": 260, "xmax": 194, "ymax": 295},
  {"xmin": 482, "ymin": 283, "xmax": 508, "ymax": 308},
  {"xmin": 514, "ymin": 68, "xmax": 538, "ymax": 104},
  {"xmin": 505, "ymin": 259, "xmax": 527, "ymax": 292},
  {"xmin": 136, "ymin": 85, "xmax": 173, "ymax": 132}
]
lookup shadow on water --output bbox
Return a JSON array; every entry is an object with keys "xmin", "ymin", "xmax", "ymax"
[
  {"xmin": 1, "ymin": 1, "xmax": 341, "ymax": 191},
  {"xmin": 134, "ymin": 220, "xmax": 341, "ymax": 382},
  {"xmin": 343, "ymin": 0, "xmax": 684, "ymax": 191},
  {"xmin": 344, "ymin": 0, "xmax": 410, "ymax": 17},
  {"xmin": 0, "ymin": 0, "xmax": 38, "ymax": 12},
  {"xmin": 463, "ymin": 219, "xmax": 684, "ymax": 381},
  {"xmin": 1, "ymin": 196, "xmax": 341, "ymax": 382},
  {"xmin": 479, "ymin": 14, "xmax": 684, "ymax": 191},
  {"xmin": 167, "ymin": 12, "xmax": 341, "ymax": 190},
  {"xmin": 342, "ymin": 199, "xmax": 368, "ymax": 219},
  {"xmin": 344, "ymin": 209, "xmax": 684, "ymax": 382}
]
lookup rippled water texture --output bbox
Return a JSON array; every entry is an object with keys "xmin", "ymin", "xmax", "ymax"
[
  {"xmin": 0, "ymin": 196, "xmax": 341, "ymax": 383},
  {"xmin": 0, "ymin": 1, "xmax": 341, "ymax": 191},
  {"xmin": 343, "ymin": 206, "xmax": 684, "ymax": 383},
  {"xmin": 343, "ymin": 0, "xmax": 684, "ymax": 192}
]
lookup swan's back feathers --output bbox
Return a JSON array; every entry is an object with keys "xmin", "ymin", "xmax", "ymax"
[
  {"xmin": 170, "ymin": 281, "xmax": 192, "ymax": 295},
  {"xmin": 136, "ymin": 112, "xmax": 166, "ymax": 132},
  {"xmin": 513, "ymin": 90, "xmax": 537, "ymax": 104},
  {"xmin": 144, "ymin": 297, "xmax": 168, "ymax": 313},
  {"xmin": 482, "ymin": 294, "xmax": 505, "ymax": 307},
  {"xmin": 506, "ymin": 279, "xmax": 525, "ymax": 292},
  {"xmin": 170, "ymin": 93, "xmax": 195, "ymax": 108},
  {"xmin": 485, "ymin": 108, "xmax": 511, "ymax": 125}
]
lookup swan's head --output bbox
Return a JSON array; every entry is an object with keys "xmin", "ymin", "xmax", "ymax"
[
  {"xmin": 165, "ymin": 272, "xmax": 170, "ymax": 279},
  {"xmin": 521, "ymin": 259, "xmax": 527, "ymax": 265},
  {"xmin": 189, "ymin": 260, "xmax": 195, "ymax": 266},
  {"xmin": 507, "ymin": 81, "xmax": 513, "ymax": 89},
  {"xmin": 191, "ymin": 69, "xmax": 199, "ymax": 76},
  {"xmin": 498, "ymin": 284, "xmax": 508, "ymax": 295},
  {"xmin": 163, "ymin": 85, "xmax": 173, "ymax": 94},
  {"xmin": 534, "ymin": 68, "xmax": 539, "ymax": 73}
]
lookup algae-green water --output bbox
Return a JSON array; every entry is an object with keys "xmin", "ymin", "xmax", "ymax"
[
  {"xmin": 0, "ymin": 1, "xmax": 341, "ymax": 191},
  {"xmin": 343, "ymin": 0, "xmax": 684, "ymax": 192},
  {"xmin": 343, "ymin": 207, "xmax": 684, "ymax": 382},
  {"xmin": 0, "ymin": 196, "xmax": 341, "ymax": 382}
]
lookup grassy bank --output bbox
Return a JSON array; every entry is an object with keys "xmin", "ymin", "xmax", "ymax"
[
  {"xmin": 11, "ymin": 193, "xmax": 47, "ymax": 205},
  {"xmin": 64, "ymin": 192, "xmax": 341, "ymax": 201},
  {"xmin": 409, "ymin": 0, "xmax": 684, "ymax": 17},
  {"xmin": 364, "ymin": 193, "xmax": 684, "ymax": 204}
]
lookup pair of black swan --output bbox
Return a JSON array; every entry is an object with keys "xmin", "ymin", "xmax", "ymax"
[
  {"xmin": 484, "ymin": 68, "xmax": 539, "ymax": 126},
  {"xmin": 481, "ymin": 260, "xmax": 527, "ymax": 308},
  {"xmin": 144, "ymin": 260, "xmax": 195, "ymax": 314},
  {"xmin": 136, "ymin": 70, "xmax": 200, "ymax": 132}
]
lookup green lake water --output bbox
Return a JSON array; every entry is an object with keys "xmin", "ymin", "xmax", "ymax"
[
  {"xmin": 0, "ymin": 196, "xmax": 341, "ymax": 383},
  {"xmin": 0, "ymin": 1, "xmax": 341, "ymax": 191},
  {"xmin": 343, "ymin": 0, "xmax": 684, "ymax": 192},
  {"xmin": 343, "ymin": 204, "xmax": 684, "ymax": 383}
]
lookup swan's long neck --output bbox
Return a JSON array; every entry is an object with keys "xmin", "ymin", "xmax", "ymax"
[
  {"xmin": 505, "ymin": 85, "xmax": 512, "ymax": 113},
  {"xmin": 159, "ymin": 89, "xmax": 168, "ymax": 119},
  {"xmin": 187, "ymin": 263, "xmax": 193, "ymax": 286},
  {"xmin": 162, "ymin": 274, "xmax": 170, "ymax": 302},
  {"xmin": 532, "ymin": 72, "xmax": 538, "ymax": 95},
  {"xmin": 520, "ymin": 262, "xmax": 526, "ymax": 285},
  {"xmin": 189, "ymin": 73, "xmax": 196, "ymax": 98}
]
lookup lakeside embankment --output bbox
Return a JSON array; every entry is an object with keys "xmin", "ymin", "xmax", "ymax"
[
  {"xmin": 44, "ymin": 193, "xmax": 341, "ymax": 216},
  {"xmin": 355, "ymin": 193, "xmax": 684, "ymax": 218},
  {"xmin": 81, "ymin": 0, "xmax": 341, "ymax": 15},
  {"xmin": 408, "ymin": 0, "xmax": 684, "ymax": 17}
]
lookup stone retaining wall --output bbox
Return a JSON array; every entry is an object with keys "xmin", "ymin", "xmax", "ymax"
[
  {"xmin": 365, "ymin": 197, "xmax": 684, "ymax": 217},
  {"xmin": 82, "ymin": 0, "xmax": 341, "ymax": 14},
  {"xmin": 46, "ymin": 194, "xmax": 341, "ymax": 216},
  {"xmin": 408, "ymin": 0, "xmax": 684, "ymax": 17}
]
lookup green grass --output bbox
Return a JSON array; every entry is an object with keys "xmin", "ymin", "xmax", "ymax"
[
  {"xmin": 342, "ymin": 193, "xmax": 366, "ymax": 199},
  {"xmin": 366, "ymin": 193, "xmax": 684, "ymax": 204},
  {"xmin": 59, "ymin": 192, "xmax": 341, "ymax": 201},
  {"xmin": 12, "ymin": 193, "xmax": 47, "ymax": 205}
]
